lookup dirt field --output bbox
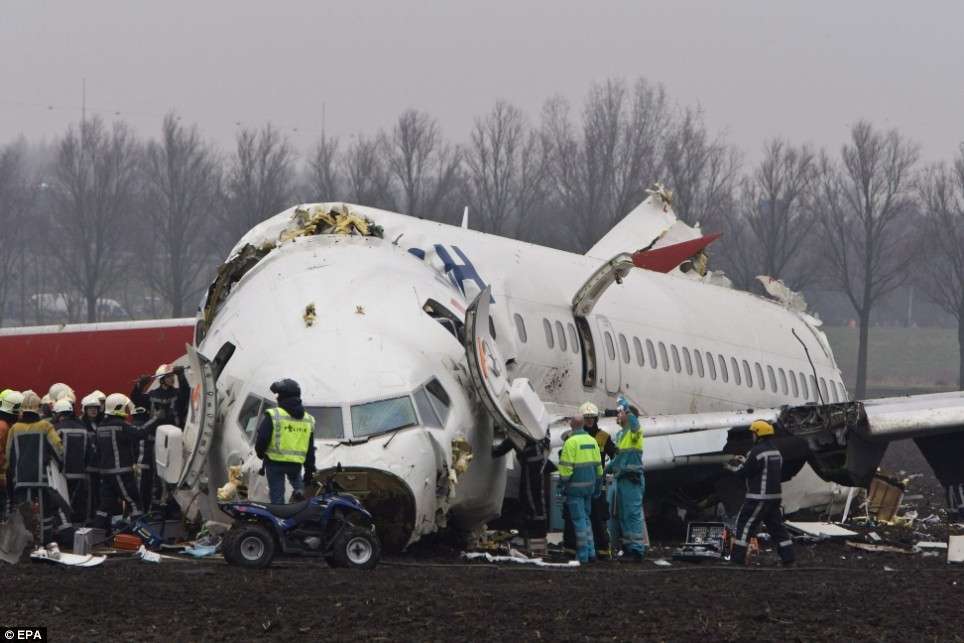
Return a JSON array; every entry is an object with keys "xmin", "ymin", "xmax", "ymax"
[{"xmin": 7, "ymin": 441, "xmax": 964, "ymax": 642}]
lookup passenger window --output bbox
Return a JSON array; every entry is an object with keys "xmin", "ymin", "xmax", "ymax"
[
  {"xmin": 605, "ymin": 331, "xmax": 616, "ymax": 360},
  {"xmin": 646, "ymin": 339, "xmax": 657, "ymax": 370},
  {"xmin": 543, "ymin": 319, "xmax": 554, "ymax": 349},
  {"xmin": 799, "ymin": 372, "xmax": 809, "ymax": 400},
  {"xmin": 790, "ymin": 370, "xmax": 799, "ymax": 397},
  {"xmin": 742, "ymin": 360, "xmax": 753, "ymax": 388},
  {"xmin": 413, "ymin": 388, "xmax": 442, "ymax": 429},
  {"xmin": 513, "ymin": 313, "xmax": 527, "ymax": 344},
  {"xmin": 718, "ymin": 355, "xmax": 728, "ymax": 382},
  {"xmin": 820, "ymin": 378, "xmax": 829, "ymax": 402},
  {"xmin": 567, "ymin": 324, "xmax": 579, "ymax": 354},
  {"xmin": 633, "ymin": 337, "xmax": 645, "ymax": 366},
  {"xmin": 618, "ymin": 334, "xmax": 630, "ymax": 364},
  {"xmin": 671, "ymin": 345, "xmax": 681, "ymax": 373},
  {"xmin": 425, "ymin": 378, "xmax": 451, "ymax": 424},
  {"xmin": 767, "ymin": 365, "xmax": 777, "ymax": 392},
  {"xmin": 830, "ymin": 381, "xmax": 839, "ymax": 402},
  {"xmin": 555, "ymin": 321, "xmax": 567, "ymax": 352},
  {"xmin": 683, "ymin": 347, "xmax": 693, "ymax": 375},
  {"xmin": 778, "ymin": 368, "xmax": 788, "ymax": 395},
  {"xmin": 695, "ymin": 350, "xmax": 705, "ymax": 378},
  {"xmin": 658, "ymin": 342, "xmax": 670, "ymax": 372},
  {"xmin": 837, "ymin": 381, "xmax": 847, "ymax": 401},
  {"xmin": 755, "ymin": 363, "xmax": 765, "ymax": 390},
  {"xmin": 707, "ymin": 352, "xmax": 717, "ymax": 380},
  {"xmin": 730, "ymin": 357, "xmax": 741, "ymax": 386},
  {"xmin": 810, "ymin": 375, "xmax": 818, "ymax": 400}
]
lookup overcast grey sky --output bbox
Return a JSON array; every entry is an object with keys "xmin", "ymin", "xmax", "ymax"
[{"xmin": 2, "ymin": 0, "xmax": 962, "ymax": 163}]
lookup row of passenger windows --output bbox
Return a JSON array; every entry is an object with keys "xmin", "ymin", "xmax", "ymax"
[
  {"xmin": 602, "ymin": 330, "xmax": 846, "ymax": 403},
  {"xmin": 511, "ymin": 312, "xmax": 846, "ymax": 404},
  {"xmin": 513, "ymin": 313, "xmax": 581, "ymax": 355}
]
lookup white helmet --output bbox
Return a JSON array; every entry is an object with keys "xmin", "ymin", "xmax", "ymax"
[
  {"xmin": 20, "ymin": 391, "xmax": 42, "ymax": 414},
  {"xmin": 53, "ymin": 399, "xmax": 74, "ymax": 414},
  {"xmin": 41, "ymin": 394, "xmax": 53, "ymax": 406},
  {"xmin": 48, "ymin": 383, "xmax": 76, "ymax": 403},
  {"xmin": 0, "ymin": 390, "xmax": 23, "ymax": 415},
  {"xmin": 104, "ymin": 393, "xmax": 133, "ymax": 418},
  {"xmin": 155, "ymin": 364, "xmax": 173, "ymax": 377},
  {"xmin": 579, "ymin": 402, "xmax": 600, "ymax": 418},
  {"xmin": 81, "ymin": 392, "xmax": 102, "ymax": 408}
]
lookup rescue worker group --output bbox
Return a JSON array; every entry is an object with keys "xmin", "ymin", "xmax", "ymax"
[{"xmin": 0, "ymin": 370, "xmax": 794, "ymax": 566}]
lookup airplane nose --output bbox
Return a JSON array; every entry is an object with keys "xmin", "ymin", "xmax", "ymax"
[{"xmin": 316, "ymin": 466, "xmax": 416, "ymax": 551}]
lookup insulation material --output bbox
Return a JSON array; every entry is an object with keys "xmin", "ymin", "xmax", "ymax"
[
  {"xmin": 947, "ymin": 536, "xmax": 964, "ymax": 564},
  {"xmin": 462, "ymin": 550, "xmax": 580, "ymax": 568},
  {"xmin": 282, "ymin": 204, "xmax": 384, "ymax": 241},
  {"xmin": 756, "ymin": 276, "xmax": 808, "ymax": 313},
  {"xmin": 217, "ymin": 465, "xmax": 247, "ymax": 502},
  {"xmin": 867, "ymin": 475, "xmax": 905, "ymax": 523}
]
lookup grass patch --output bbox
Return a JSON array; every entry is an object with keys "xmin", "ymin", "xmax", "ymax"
[{"xmin": 824, "ymin": 326, "xmax": 960, "ymax": 390}]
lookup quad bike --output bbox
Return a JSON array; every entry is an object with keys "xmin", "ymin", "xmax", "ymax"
[{"xmin": 219, "ymin": 472, "xmax": 380, "ymax": 569}]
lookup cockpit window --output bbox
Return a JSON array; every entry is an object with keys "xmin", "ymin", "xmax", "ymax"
[
  {"xmin": 238, "ymin": 395, "xmax": 274, "ymax": 444},
  {"xmin": 424, "ymin": 378, "xmax": 451, "ymax": 423},
  {"xmin": 304, "ymin": 406, "xmax": 346, "ymax": 440},
  {"xmin": 350, "ymin": 396, "xmax": 418, "ymax": 438},
  {"xmin": 413, "ymin": 388, "xmax": 442, "ymax": 428}
]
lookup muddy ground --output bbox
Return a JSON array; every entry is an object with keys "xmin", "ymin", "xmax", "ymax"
[{"xmin": 7, "ymin": 440, "xmax": 964, "ymax": 642}]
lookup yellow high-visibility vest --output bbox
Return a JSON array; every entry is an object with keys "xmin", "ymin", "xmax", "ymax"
[{"xmin": 265, "ymin": 408, "xmax": 315, "ymax": 464}]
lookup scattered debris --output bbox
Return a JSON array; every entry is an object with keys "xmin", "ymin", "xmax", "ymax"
[
  {"xmin": 913, "ymin": 542, "xmax": 948, "ymax": 553},
  {"xmin": 462, "ymin": 551, "xmax": 579, "ymax": 568},
  {"xmin": 673, "ymin": 522, "xmax": 727, "ymax": 562},
  {"xmin": 217, "ymin": 465, "xmax": 247, "ymax": 502},
  {"xmin": 0, "ymin": 510, "xmax": 33, "ymax": 564},
  {"xmin": 136, "ymin": 546, "xmax": 161, "ymax": 563},
  {"xmin": 846, "ymin": 541, "xmax": 912, "ymax": 555},
  {"xmin": 867, "ymin": 532, "xmax": 882, "ymax": 542},
  {"xmin": 756, "ymin": 276, "xmax": 807, "ymax": 313},
  {"xmin": 868, "ymin": 475, "xmax": 905, "ymax": 523},
  {"xmin": 30, "ymin": 544, "xmax": 105, "ymax": 567},
  {"xmin": 303, "ymin": 303, "xmax": 317, "ymax": 327},
  {"xmin": 786, "ymin": 522, "xmax": 858, "ymax": 539},
  {"xmin": 652, "ymin": 558, "xmax": 672, "ymax": 567},
  {"xmin": 948, "ymin": 536, "xmax": 964, "ymax": 564}
]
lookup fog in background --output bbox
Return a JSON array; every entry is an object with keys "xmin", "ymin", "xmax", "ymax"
[
  {"xmin": 3, "ymin": 1, "xmax": 962, "ymax": 161},
  {"xmin": 1, "ymin": 1, "xmax": 962, "ymax": 392}
]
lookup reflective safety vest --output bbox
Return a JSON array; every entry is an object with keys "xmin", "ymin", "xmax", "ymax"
[
  {"xmin": 558, "ymin": 429, "xmax": 603, "ymax": 497},
  {"xmin": 265, "ymin": 408, "xmax": 315, "ymax": 464},
  {"xmin": 609, "ymin": 414, "xmax": 644, "ymax": 477}
]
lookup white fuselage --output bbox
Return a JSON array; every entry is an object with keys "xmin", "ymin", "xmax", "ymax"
[{"xmin": 198, "ymin": 203, "xmax": 848, "ymax": 547}]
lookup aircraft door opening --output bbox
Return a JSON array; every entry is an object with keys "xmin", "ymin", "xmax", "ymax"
[{"xmin": 596, "ymin": 315, "xmax": 621, "ymax": 395}]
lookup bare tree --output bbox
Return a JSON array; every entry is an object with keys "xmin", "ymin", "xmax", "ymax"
[
  {"xmin": 48, "ymin": 117, "xmax": 141, "ymax": 322},
  {"xmin": 221, "ymin": 124, "xmax": 296, "ymax": 248},
  {"xmin": 306, "ymin": 131, "xmax": 341, "ymax": 201},
  {"xmin": 816, "ymin": 121, "xmax": 920, "ymax": 398},
  {"xmin": 344, "ymin": 134, "xmax": 395, "ymax": 210},
  {"xmin": 142, "ymin": 112, "xmax": 220, "ymax": 317},
  {"xmin": 543, "ymin": 78, "xmax": 671, "ymax": 247},
  {"xmin": 662, "ymin": 106, "xmax": 740, "ymax": 230},
  {"xmin": 465, "ymin": 101, "xmax": 550, "ymax": 235},
  {"xmin": 384, "ymin": 109, "xmax": 462, "ymax": 219},
  {"xmin": 918, "ymin": 146, "xmax": 964, "ymax": 387},
  {"xmin": 0, "ymin": 140, "xmax": 33, "ymax": 326},
  {"xmin": 721, "ymin": 139, "xmax": 818, "ymax": 290}
]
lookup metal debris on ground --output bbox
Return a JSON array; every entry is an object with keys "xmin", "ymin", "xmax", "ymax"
[
  {"xmin": 0, "ymin": 511, "xmax": 33, "ymax": 564},
  {"xmin": 947, "ymin": 536, "xmax": 964, "ymax": 563},
  {"xmin": 785, "ymin": 522, "xmax": 858, "ymax": 539},
  {"xmin": 846, "ymin": 541, "xmax": 913, "ymax": 555},
  {"xmin": 462, "ymin": 551, "xmax": 579, "ymax": 568}
]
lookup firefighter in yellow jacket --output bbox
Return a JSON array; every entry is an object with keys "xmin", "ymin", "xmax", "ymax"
[{"xmin": 558, "ymin": 416, "xmax": 603, "ymax": 563}]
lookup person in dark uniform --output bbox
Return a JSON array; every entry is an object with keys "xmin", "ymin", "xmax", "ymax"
[
  {"xmin": 131, "ymin": 406, "xmax": 161, "ymax": 513},
  {"xmin": 727, "ymin": 420, "xmax": 795, "ymax": 566},
  {"xmin": 93, "ymin": 393, "xmax": 147, "ymax": 534},
  {"xmin": 52, "ymin": 399, "xmax": 95, "ymax": 525},
  {"xmin": 131, "ymin": 364, "xmax": 190, "ymax": 428},
  {"xmin": 492, "ymin": 433, "xmax": 551, "ymax": 556}
]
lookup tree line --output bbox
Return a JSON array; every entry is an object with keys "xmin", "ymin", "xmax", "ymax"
[{"xmin": 0, "ymin": 76, "xmax": 961, "ymax": 393}]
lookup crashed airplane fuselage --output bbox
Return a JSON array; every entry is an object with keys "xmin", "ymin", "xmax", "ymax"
[{"xmin": 164, "ymin": 196, "xmax": 963, "ymax": 549}]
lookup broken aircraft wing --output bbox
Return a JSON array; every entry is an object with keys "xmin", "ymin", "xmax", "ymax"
[{"xmin": 629, "ymin": 390, "xmax": 964, "ymax": 491}]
